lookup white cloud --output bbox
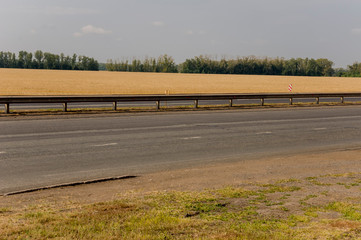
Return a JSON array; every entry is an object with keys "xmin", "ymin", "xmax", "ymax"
[
  {"xmin": 186, "ymin": 30, "xmax": 194, "ymax": 35},
  {"xmin": 74, "ymin": 25, "xmax": 112, "ymax": 37},
  {"xmin": 351, "ymin": 28, "xmax": 361, "ymax": 35},
  {"xmin": 152, "ymin": 21, "xmax": 165, "ymax": 27}
]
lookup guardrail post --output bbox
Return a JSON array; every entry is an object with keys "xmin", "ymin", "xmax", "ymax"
[
  {"xmin": 156, "ymin": 101, "xmax": 160, "ymax": 110},
  {"xmin": 316, "ymin": 97, "xmax": 320, "ymax": 104},
  {"xmin": 113, "ymin": 101, "xmax": 117, "ymax": 111},
  {"xmin": 289, "ymin": 98, "xmax": 293, "ymax": 105},
  {"xmin": 194, "ymin": 100, "xmax": 199, "ymax": 108},
  {"xmin": 4, "ymin": 103, "xmax": 10, "ymax": 114},
  {"xmin": 341, "ymin": 97, "xmax": 344, "ymax": 104},
  {"xmin": 260, "ymin": 98, "xmax": 264, "ymax": 106},
  {"xmin": 229, "ymin": 99, "xmax": 233, "ymax": 107},
  {"xmin": 63, "ymin": 103, "xmax": 68, "ymax": 112}
]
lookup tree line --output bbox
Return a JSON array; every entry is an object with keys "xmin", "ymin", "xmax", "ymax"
[
  {"xmin": 180, "ymin": 56, "xmax": 336, "ymax": 76},
  {"xmin": 2, "ymin": 50, "xmax": 361, "ymax": 77},
  {"xmin": 335, "ymin": 62, "xmax": 361, "ymax": 77},
  {"xmin": 106, "ymin": 55, "xmax": 178, "ymax": 73},
  {"xmin": 0, "ymin": 50, "xmax": 99, "ymax": 71},
  {"xmin": 106, "ymin": 54, "xmax": 361, "ymax": 77}
]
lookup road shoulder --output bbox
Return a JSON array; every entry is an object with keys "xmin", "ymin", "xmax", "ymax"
[{"xmin": 1, "ymin": 148, "xmax": 361, "ymax": 209}]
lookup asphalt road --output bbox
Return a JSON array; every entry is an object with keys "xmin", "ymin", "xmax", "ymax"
[
  {"xmin": 6, "ymin": 97, "xmax": 361, "ymax": 111},
  {"xmin": 1, "ymin": 106, "xmax": 361, "ymax": 194}
]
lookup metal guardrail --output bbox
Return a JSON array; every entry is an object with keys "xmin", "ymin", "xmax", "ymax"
[{"xmin": 1, "ymin": 93, "xmax": 361, "ymax": 114}]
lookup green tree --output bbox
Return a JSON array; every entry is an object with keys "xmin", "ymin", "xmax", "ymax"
[
  {"xmin": 34, "ymin": 50, "xmax": 44, "ymax": 69},
  {"xmin": 25, "ymin": 52, "xmax": 33, "ymax": 68},
  {"xmin": 71, "ymin": 54, "xmax": 78, "ymax": 70},
  {"xmin": 17, "ymin": 51, "xmax": 26, "ymax": 68}
]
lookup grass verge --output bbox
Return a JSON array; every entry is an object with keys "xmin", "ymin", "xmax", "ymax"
[{"xmin": 2, "ymin": 172, "xmax": 361, "ymax": 239}]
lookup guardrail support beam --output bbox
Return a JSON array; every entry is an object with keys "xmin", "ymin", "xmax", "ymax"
[
  {"xmin": 2, "ymin": 93, "xmax": 361, "ymax": 114},
  {"xmin": 156, "ymin": 101, "xmax": 160, "ymax": 110},
  {"xmin": 63, "ymin": 103, "xmax": 68, "ymax": 112},
  {"xmin": 113, "ymin": 101, "xmax": 117, "ymax": 111},
  {"xmin": 4, "ymin": 103, "xmax": 10, "ymax": 114}
]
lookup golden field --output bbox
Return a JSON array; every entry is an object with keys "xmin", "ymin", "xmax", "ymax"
[{"xmin": 0, "ymin": 68, "xmax": 360, "ymax": 95}]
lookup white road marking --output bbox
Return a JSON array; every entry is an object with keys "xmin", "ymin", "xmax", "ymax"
[
  {"xmin": 313, "ymin": 128, "xmax": 327, "ymax": 131},
  {"xmin": 181, "ymin": 136, "xmax": 202, "ymax": 140},
  {"xmin": 0, "ymin": 151, "xmax": 6, "ymax": 154},
  {"xmin": 256, "ymin": 132, "xmax": 272, "ymax": 135},
  {"xmin": 92, "ymin": 143, "xmax": 118, "ymax": 147}
]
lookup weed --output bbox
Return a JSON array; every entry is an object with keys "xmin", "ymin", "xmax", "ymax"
[
  {"xmin": 275, "ymin": 178, "xmax": 300, "ymax": 184},
  {"xmin": 0, "ymin": 208, "xmax": 11, "ymax": 214},
  {"xmin": 260, "ymin": 184, "xmax": 301, "ymax": 194},
  {"xmin": 280, "ymin": 207, "xmax": 290, "ymax": 212},
  {"xmin": 4, "ymin": 173, "xmax": 361, "ymax": 239},
  {"xmin": 325, "ymin": 202, "xmax": 361, "ymax": 221}
]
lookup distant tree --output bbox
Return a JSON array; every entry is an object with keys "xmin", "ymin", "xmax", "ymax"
[
  {"xmin": 43, "ymin": 52, "xmax": 54, "ymax": 69},
  {"xmin": 1, "ymin": 52, "xmax": 12, "ymax": 68},
  {"xmin": 25, "ymin": 52, "xmax": 33, "ymax": 68},
  {"xmin": 98, "ymin": 63, "xmax": 107, "ymax": 71},
  {"xmin": 17, "ymin": 51, "xmax": 26, "ymax": 68},
  {"xmin": 156, "ymin": 54, "xmax": 178, "ymax": 73},
  {"xmin": 54, "ymin": 54, "xmax": 60, "ymax": 69},
  {"xmin": 0, "ymin": 50, "xmax": 98, "ymax": 71},
  {"xmin": 34, "ymin": 50, "xmax": 44, "ymax": 69},
  {"xmin": 71, "ymin": 54, "xmax": 78, "ymax": 70},
  {"xmin": 316, "ymin": 58, "xmax": 334, "ymax": 76},
  {"xmin": 10, "ymin": 53, "xmax": 17, "ymax": 68},
  {"xmin": 0, "ymin": 52, "xmax": 4, "ymax": 68},
  {"xmin": 63, "ymin": 56, "xmax": 72, "ymax": 70},
  {"xmin": 343, "ymin": 62, "xmax": 361, "ymax": 77},
  {"xmin": 87, "ymin": 57, "xmax": 99, "ymax": 71},
  {"xmin": 334, "ymin": 68, "xmax": 347, "ymax": 77}
]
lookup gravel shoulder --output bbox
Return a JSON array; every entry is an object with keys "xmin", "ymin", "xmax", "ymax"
[{"xmin": 1, "ymin": 147, "xmax": 361, "ymax": 209}]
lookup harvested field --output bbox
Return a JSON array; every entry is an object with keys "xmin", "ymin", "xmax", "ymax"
[{"xmin": 1, "ymin": 68, "xmax": 361, "ymax": 96}]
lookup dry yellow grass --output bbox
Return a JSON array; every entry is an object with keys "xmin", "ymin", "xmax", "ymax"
[{"xmin": 1, "ymin": 68, "xmax": 361, "ymax": 95}]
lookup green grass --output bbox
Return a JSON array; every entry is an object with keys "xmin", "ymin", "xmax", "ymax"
[
  {"xmin": 3, "ymin": 174, "xmax": 361, "ymax": 239},
  {"xmin": 0, "ymin": 207, "xmax": 11, "ymax": 214},
  {"xmin": 325, "ymin": 202, "xmax": 361, "ymax": 221}
]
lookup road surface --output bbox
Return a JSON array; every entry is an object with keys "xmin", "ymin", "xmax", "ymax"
[{"xmin": 1, "ymin": 106, "xmax": 361, "ymax": 194}]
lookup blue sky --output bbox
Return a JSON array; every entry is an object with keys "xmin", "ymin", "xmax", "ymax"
[{"xmin": 1, "ymin": 0, "xmax": 361, "ymax": 67}]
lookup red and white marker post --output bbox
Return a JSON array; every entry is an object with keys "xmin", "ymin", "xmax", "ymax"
[
  {"xmin": 288, "ymin": 84, "xmax": 293, "ymax": 92},
  {"xmin": 288, "ymin": 84, "xmax": 293, "ymax": 105}
]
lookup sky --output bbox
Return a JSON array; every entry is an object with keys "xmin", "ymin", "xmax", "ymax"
[{"xmin": 1, "ymin": 0, "xmax": 361, "ymax": 67}]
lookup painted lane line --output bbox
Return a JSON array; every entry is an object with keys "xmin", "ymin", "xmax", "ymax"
[
  {"xmin": 92, "ymin": 143, "xmax": 118, "ymax": 147},
  {"xmin": 181, "ymin": 136, "xmax": 202, "ymax": 140},
  {"xmin": 256, "ymin": 132, "xmax": 272, "ymax": 135}
]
